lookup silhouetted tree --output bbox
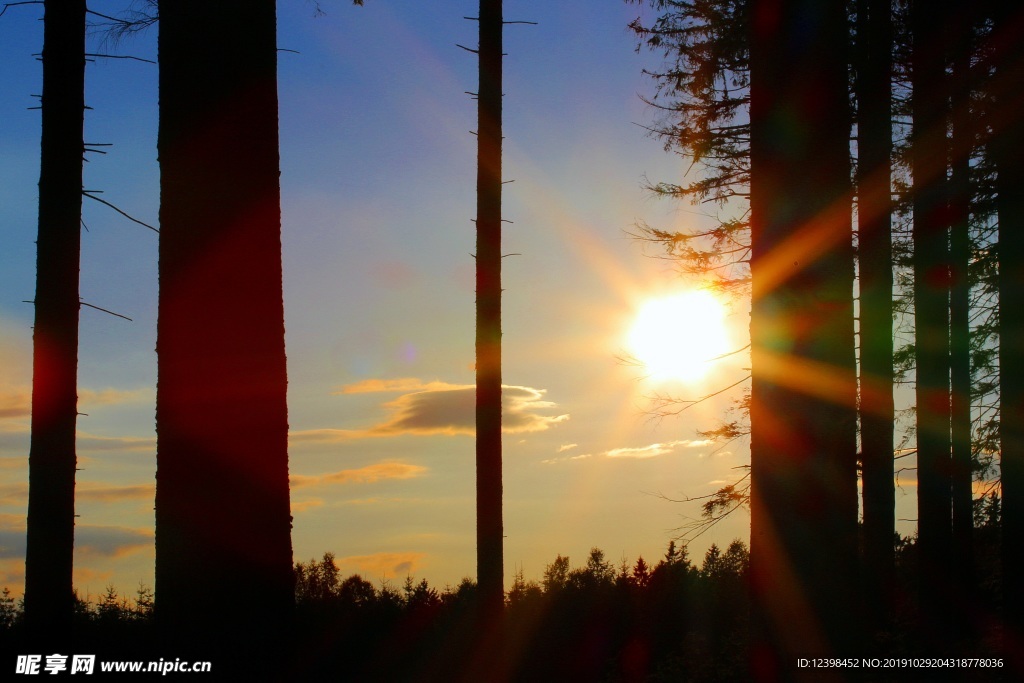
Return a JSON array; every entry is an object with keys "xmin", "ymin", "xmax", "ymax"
[
  {"xmin": 946, "ymin": 0, "xmax": 981, "ymax": 644},
  {"xmin": 856, "ymin": 0, "xmax": 897, "ymax": 637},
  {"xmin": 475, "ymin": 0, "xmax": 505, "ymax": 620},
  {"xmin": 910, "ymin": 0, "xmax": 955, "ymax": 647},
  {"xmin": 23, "ymin": 0, "xmax": 87, "ymax": 644},
  {"xmin": 542, "ymin": 554, "xmax": 571, "ymax": 594},
  {"xmin": 748, "ymin": 0, "xmax": 860, "ymax": 670},
  {"xmin": 991, "ymin": 0, "xmax": 1024, "ymax": 656},
  {"xmin": 154, "ymin": 0, "xmax": 293, "ymax": 659}
]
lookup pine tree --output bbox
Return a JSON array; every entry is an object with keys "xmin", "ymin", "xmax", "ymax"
[
  {"xmin": 856, "ymin": 0, "xmax": 897, "ymax": 637},
  {"xmin": 475, "ymin": 0, "xmax": 505, "ymax": 619},
  {"xmin": 23, "ymin": 0, "xmax": 87, "ymax": 643},
  {"xmin": 910, "ymin": 0, "xmax": 954, "ymax": 645},
  {"xmin": 748, "ymin": 0, "xmax": 860, "ymax": 665},
  {"xmin": 947, "ymin": 0, "xmax": 979, "ymax": 642},
  {"xmin": 154, "ymin": 0, "xmax": 293, "ymax": 657},
  {"xmin": 991, "ymin": 1, "xmax": 1024, "ymax": 651}
]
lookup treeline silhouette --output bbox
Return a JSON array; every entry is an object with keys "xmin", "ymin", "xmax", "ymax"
[{"xmin": 0, "ymin": 511, "xmax": 1006, "ymax": 680}]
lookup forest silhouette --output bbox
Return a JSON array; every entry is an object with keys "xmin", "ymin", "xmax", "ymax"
[{"xmin": 5, "ymin": 0, "xmax": 1024, "ymax": 680}]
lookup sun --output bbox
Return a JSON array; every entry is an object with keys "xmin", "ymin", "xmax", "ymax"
[{"xmin": 628, "ymin": 290, "xmax": 730, "ymax": 383}]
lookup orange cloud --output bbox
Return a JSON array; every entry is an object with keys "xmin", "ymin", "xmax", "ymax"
[
  {"xmin": 72, "ymin": 568, "xmax": 115, "ymax": 592},
  {"xmin": 290, "ymin": 462, "xmax": 427, "ymax": 489},
  {"xmin": 544, "ymin": 439, "xmax": 714, "ymax": 464},
  {"xmin": 78, "ymin": 388, "xmax": 150, "ymax": 408},
  {"xmin": 366, "ymin": 382, "xmax": 568, "ymax": 436},
  {"xmin": 0, "ymin": 387, "xmax": 148, "ymax": 421},
  {"xmin": 0, "ymin": 513, "xmax": 24, "ymax": 531},
  {"xmin": 0, "ymin": 457, "xmax": 24, "ymax": 471},
  {"xmin": 289, "ymin": 428, "xmax": 358, "ymax": 444},
  {"xmin": 305, "ymin": 380, "xmax": 569, "ymax": 440},
  {"xmin": 605, "ymin": 439, "xmax": 713, "ymax": 459},
  {"xmin": 290, "ymin": 499, "xmax": 325, "ymax": 513},
  {"xmin": 0, "ymin": 483, "xmax": 27, "ymax": 507},
  {"xmin": 77, "ymin": 433, "xmax": 155, "ymax": 452},
  {"xmin": 75, "ymin": 525, "xmax": 153, "ymax": 560},
  {"xmin": 77, "ymin": 484, "xmax": 154, "ymax": 504},
  {"xmin": 0, "ymin": 390, "xmax": 30, "ymax": 419},
  {"xmin": 336, "ymin": 378, "xmax": 452, "ymax": 395},
  {"xmin": 0, "ymin": 558, "xmax": 24, "ymax": 593}
]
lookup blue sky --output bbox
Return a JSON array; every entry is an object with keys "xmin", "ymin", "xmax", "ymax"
[{"xmin": 0, "ymin": 0, "xmax": 839, "ymax": 598}]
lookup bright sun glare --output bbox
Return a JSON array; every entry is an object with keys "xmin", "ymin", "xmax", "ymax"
[{"xmin": 628, "ymin": 290, "xmax": 730, "ymax": 383}]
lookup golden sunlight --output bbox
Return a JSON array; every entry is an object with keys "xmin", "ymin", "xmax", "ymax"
[{"xmin": 628, "ymin": 290, "xmax": 730, "ymax": 383}]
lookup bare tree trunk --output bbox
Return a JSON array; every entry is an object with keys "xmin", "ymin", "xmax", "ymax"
[
  {"xmin": 476, "ymin": 0, "xmax": 505, "ymax": 620},
  {"xmin": 856, "ymin": 0, "xmax": 896, "ymax": 639},
  {"xmin": 947, "ymin": 0, "xmax": 975, "ymax": 645},
  {"xmin": 911, "ymin": 0, "xmax": 954, "ymax": 648},
  {"xmin": 992, "ymin": 2, "xmax": 1024, "ymax": 665},
  {"xmin": 23, "ymin": 0, "xmax": 86, "ymax": 644},
  {"xmin": 749, "ymin": 0, "xmax": 860, "ymax": 669},
  {"xmin": 155, "ymin": 0, "xmax": 294, "ymax": 662}
]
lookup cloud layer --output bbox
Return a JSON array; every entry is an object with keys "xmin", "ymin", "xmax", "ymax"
[
  {"xmin": 293, "ymin": 379, "xmax": 569, "ymax": 442},
  {"xmin": 290, "ymin": 462, "xmax": 427, "ymax": 489},
  {"xmin": 542, "ymin": 439, "xmax": 714, "ymax": 464}
]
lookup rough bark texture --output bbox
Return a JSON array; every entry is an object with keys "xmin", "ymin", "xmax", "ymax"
[
  {"xmin": 946, "ymin": 0, "xmax": 975, "ymax": 641},
  {"xmin": 910, "ymin": 0, "xmax": 954, "ymax": 647},
  {"xmin": 23, "ymin": 0, "xmax": 86, "ymax": 644},
  {"xmin": 155, "ymin": 0, "xmax": 294, "ymax": 660},
  {"xmin": 476, "ymin": 0, "xmax": 505, "ymax": 620},
  {"xmin": 748, "ymin": 0, "xmax": 860, "ymax": 674},
  {"xmin": 856, "ymin": 0, "xmax": 896, "ymax": 637},
  {"xmin": 992, "ymin": 2, "xmax": 1024, "ymax": 664}
]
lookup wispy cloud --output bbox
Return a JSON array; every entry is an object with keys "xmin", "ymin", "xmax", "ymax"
[
  {"xmin": 0, "ymin": 558, "xmax": 24, "ymax": 591},
  {"xmin": 291, "ymin": 499, "xmax": 325, "ymax": 513},
  {"xmin": 290, "ymin": 462, "xmax": 427, "ymax": 489},
  {"xmin": 0, "ymin": 387, "xmax": 149, "ymax": 421},
  {"xmin": 0, "ymin": 483, "xmax": 27, "ymax": 507},
  {"xmin": 336, "ymin": 551, "xmax": 426, "ymax": 579},
  {"xmin": 0, "ymin": 528, "xmax": 23, "ymax": 561},
  {"xmin": 75, "ymin": 525, "xmax": 153, "ymax": 560},
  {"xmin": 336, "ymin": 378, "xmax": 451, "ymax": 395},
  {"xmin": 0, "ymin": 424, "xmax": 154, "ymax": 454},
  {"xmin": 77, "ymin": 484, "xmax": 154, "ymax": 504},
  {"xmin": 557, "ymin": 443, "xmax": 578, "ymax": 453},
  {"xmin": 289, "ymin": 428, "xmax": 359, "ymax": 444},
  {"xmin": 543, "ymin": 439, "xmax": 713, "ymax": 464},
  {"xmin": 366, "ymin": 382, "xmax": 567, "ymax": 436},
  {"xmin": 312, "ymin": 379, "xmax": 569, "ymax": 439},
  {"xmin": 0, "ymin": 513, "xmax": 23, "ymax": 532},
  {"xmin": 0, "ymin": 390, "xmax": 30, "ymax": 419},
  {"xmin": 0, "ymin": 458, "xmax": 24, "ymax": 472},
  {"xmin": 541, "ymin": 452, "xmax": 593, "ymax": 465},
  {"xmin": 73, "ymin": 567, "xmax": 116, "ymax": 592},
  {"xmin": 0, "ymin": 524, "xmax": 152, "ymax": 561},
  {"xmin": 77, "ymin": 433, "xmax": 155, "ymax": 452},
  {"xmin": 78, "ymin": 388, "xmax": 151, "ymax": 408},
  {"xmin": 605, "ymin": 439, "xmax": 713, "ymax": 459}
]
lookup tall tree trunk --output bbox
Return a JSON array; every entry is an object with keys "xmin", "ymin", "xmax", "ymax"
[
  {"xmin": 23, "ymin": 0, "xmax": 86, "ymax": 644},
  {"xmin": 748, "ymin": 0, "xmax": 860, "ymax": 670},
  {"xmin": 476, "ymin": 0, "xmax": 505, "ymax": 620},
  {"xmin": 155, "ymin": 0, "xmax": 294, "ymax": 661},
  {"xmin": 992, "ymin": 2, "xmax": 1024, "ymax": 664},
  {"xmin": 856, "ymin": 0, "xmax": 896, "ymax": 639},
  {"xmin": 910, "ymin": 0, "xmax": 954, "ymax": 648},
  {"xmin": 946, "ymin": 0, "xmax": 975, "ymax": 644}
]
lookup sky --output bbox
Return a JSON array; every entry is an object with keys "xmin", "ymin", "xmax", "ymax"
[{"xmin": 0, "ymin": 1, "xmax": 921, "ymax": 599}]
